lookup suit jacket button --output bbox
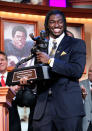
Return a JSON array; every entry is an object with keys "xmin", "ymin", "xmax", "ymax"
[{"xmin": 48, "ymin": 88, "xmax": 52, "ymax": 96}]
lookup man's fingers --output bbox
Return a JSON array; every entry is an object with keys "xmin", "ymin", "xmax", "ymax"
[{"xmin": 20, "ymin": 77, "xmax": 28, "ymax": 85}]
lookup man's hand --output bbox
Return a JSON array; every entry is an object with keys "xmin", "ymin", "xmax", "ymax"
[
  {"xmin": 20, "ymin": 77, "xmax": 28, "ymax": 85},
  {"xmin": 36, "ymin": 51, "xmax": 50, "ymax": 64},
  {"xmin": 10, "ymin": 85, "xmax": 21, "ymax": 93},
  {"xmin": 80, "ymin": 85, "xmax": 88, "ymax": 99}
]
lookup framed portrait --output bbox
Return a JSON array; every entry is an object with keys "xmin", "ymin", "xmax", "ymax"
[
  {"xmin": 1, "ymin": 18, "xmax": 37, "ymax": 68},
  {"xmin": 67, "ymin": 23, "xmax": 85, "ymax": 40}
]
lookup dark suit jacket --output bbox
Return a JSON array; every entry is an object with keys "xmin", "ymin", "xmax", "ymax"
[
  {"xmin": 80, "ymin": 79, "xmax": 92, "ymax": 131},
  {"xmin": 33, "ymin": 35, "xmax": 86, "ymax": 120}
]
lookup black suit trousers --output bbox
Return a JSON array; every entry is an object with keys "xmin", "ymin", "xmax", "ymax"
[
  {"xmin": 32, "ymin": 96, "xmax": 83, "ymax": 131},
  {"xmin": 9, "ymin": 102, "xmax": 21, "ymax": 131}
]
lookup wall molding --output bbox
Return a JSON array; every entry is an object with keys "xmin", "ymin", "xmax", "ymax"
[{"xmin": 0, "ymin": 1, "xmax": 92, "ymax": 18}]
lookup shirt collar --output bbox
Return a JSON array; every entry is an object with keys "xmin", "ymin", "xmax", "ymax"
[
  {"xmin": 0, "ymin": 72, "xmax": 8, "ymax": 78},
  {"xmin": 49, "ymin": 32, "xmax": 65, "ymax": 45}
]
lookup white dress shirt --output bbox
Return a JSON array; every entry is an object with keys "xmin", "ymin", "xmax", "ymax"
[
  {"xmin": 0, "ymin": 72, "xmax": 8, "ymax": 84},
  {"xmin": 48, "ymin": 33, "xmax": 65, "ymax": 67}
]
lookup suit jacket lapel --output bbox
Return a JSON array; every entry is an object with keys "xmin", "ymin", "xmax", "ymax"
[
  {"xmin": 55, "ymin": 36, "xmax": 70, "ymax": 57},
  {"xmin": 6, "ymin": 72, "xmax": 10, "ymax": 86}
]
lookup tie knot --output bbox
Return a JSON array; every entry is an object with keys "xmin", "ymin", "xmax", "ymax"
[
  {"xmin": 53, "ymin": 39, "xmax": 57, "ymax": 49},
  {"xmin": 49, "ymin": 40, "xmax": 57, "ymax": 57},
  {"xmin": 53, "ymin": 39, "xmax": 57, "ymax": 44},
  {"xmin": 53, "ymin": 39, "xmax": 57, "ymax": 43},
  {"xmin": 1, "ymin": 75, "xmax": 4, "ymax": 79}
]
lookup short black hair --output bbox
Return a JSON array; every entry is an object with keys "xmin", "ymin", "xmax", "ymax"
[
  {"xmin": 0, "ymin": 51, "xmax": 7, "ymax": 60},
  {"xmin": 44, "ymin": 9, "xmax": 67, "ymax": 37},
  {"xmin": 66, "ymin": 30, "xmax": 74, "ymax": 38},
  {"xmin": 12, "ymin": 25, "xmax": 27, "ymax": 38}
]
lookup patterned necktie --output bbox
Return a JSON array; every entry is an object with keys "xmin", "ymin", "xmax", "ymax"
[
  {"xmin": 48, "ymin": 40, "xmax": 57, "ymax": 96},
  {"xmin": 49, "ymin": 40, "xmax": 57, "ymax": 57},
  {"xmin": 1, "ymin": 75, "xmax": 6, "ymax": 87}
]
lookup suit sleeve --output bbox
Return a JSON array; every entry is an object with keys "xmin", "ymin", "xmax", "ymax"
[{"xmin": 52, "ymin": 39, "xmax": 86, "ymax": 79}]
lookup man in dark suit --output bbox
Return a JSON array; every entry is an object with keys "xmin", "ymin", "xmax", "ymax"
[
  {"xmin": 20, "ymin": 9, "xmax": 86, "ymax": 131},
  {"xmin": 0, "ymin": 51, "xmax": 36, "ymax": 131},
  {"xmin": 80, "ymin": 64, "xmax": 92, "ymax": 131},
  {"xmin": 0, "ymin": 51, "xmax": 21, "ymax": 131}
]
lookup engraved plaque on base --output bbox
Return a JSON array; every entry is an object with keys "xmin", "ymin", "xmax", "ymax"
[
  {"xmin": 12, "ymin": 69, "xmax": 37, "ymax": 83},
  {"xmin": 7, "ymin": 65, "xmax": 50, "ymax": 85}
]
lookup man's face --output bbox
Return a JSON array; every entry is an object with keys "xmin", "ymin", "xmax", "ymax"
[
  {"xmin": 88, "ymin": 66, "xmax": 92, "ymax": 82},
  {"xmin": 48, "ymin": 14, "xmax": 64, "ymax": 38},
  {"xmin": 13, "ymin": 31, "xmax": 26, "ymax": 49},
  {"xmin": 0, "ymin": 54, "xmax": 7, "ymax": 74}
]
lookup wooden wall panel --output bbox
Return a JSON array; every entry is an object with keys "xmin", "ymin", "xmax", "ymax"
[{"xmin": 0, "ymin": 1, "xmax": 92, "ymax": 18}]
